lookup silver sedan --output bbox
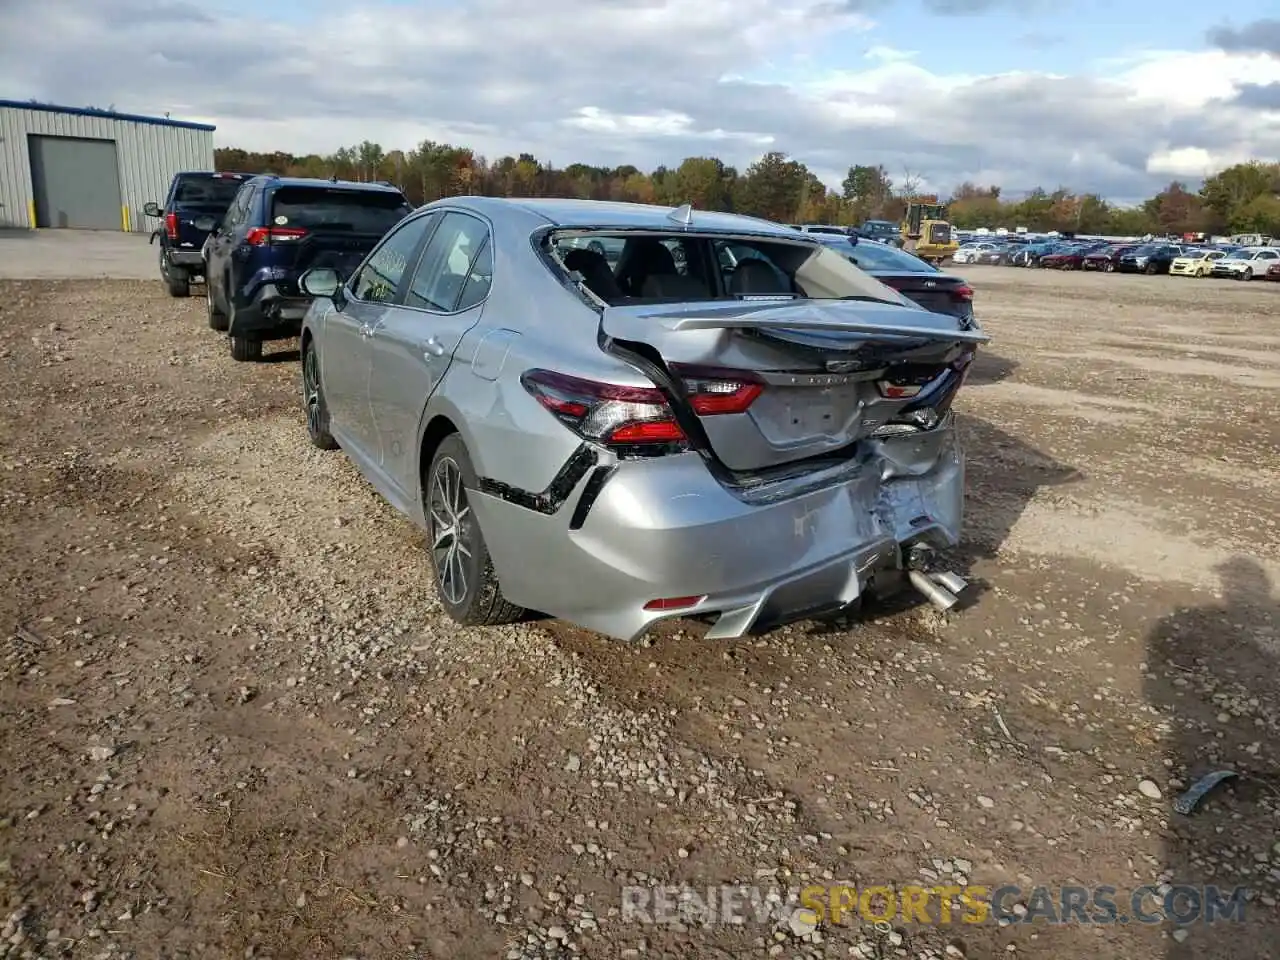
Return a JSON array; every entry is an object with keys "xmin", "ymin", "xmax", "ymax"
[{"xmin": 296, "ymin": 198, "xmax": 989, "ymax": 642}]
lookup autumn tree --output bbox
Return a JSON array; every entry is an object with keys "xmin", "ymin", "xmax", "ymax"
[
  {"xmin": 213, "ymin": 141, "xmax": 1272, "ymax": 236},
  {"xmin": 665, "ymin": 157, "xmax": 736, "ymax": 211},
  {"xmin": 1200, "ymin": 162, "xmax": 1280, "ymax": 229},
  {"xmin": 841, "ymin": 164, "xmax": 892, "ymax": 221},
  {"xmin": 1143, "ymin": 181, "xmax": 1204, "ymax": 235},
  {"xmin": 736, "ymin": 152, "xmax": 811, "ymax": 222},
  {"xmin": 1233, "ymin": 193, "xmax": 1280, "ymax": 234},
  {"xmin": 948, "ymin": 182, "xmax": 1003, "ymax": 229}
]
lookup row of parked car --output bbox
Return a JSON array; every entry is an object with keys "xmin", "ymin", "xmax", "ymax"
[
  {"xmin": 953, "ymin": 237, "xmax": 1280, "ymax": 281},
  {"xmin": 142, "ymin": 169, "xmax": 989, "ymax": 644}
]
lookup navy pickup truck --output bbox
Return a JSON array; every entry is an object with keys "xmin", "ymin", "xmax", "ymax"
[{"xmin": 144, "ymin": 172, "xmax": 254, "ymax": 297}]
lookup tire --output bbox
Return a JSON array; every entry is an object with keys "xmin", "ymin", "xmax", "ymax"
[
  {"xmin": 1242, "ymin": 268, "xmax": 1253, "ymax": 282},
  {"xmin": 424, "ymin": 434, "xmax": 524, "ymax": 627},
  {"xmin": 1105, "ymin": 262, "xmax": 1115, "ymax": 273},
  {"xmin": 230, "ymin": 336, "xmax": 262, "ymax": 362},
  {"xmin": 206, "ymin": 278, "xmax": 228, "ymax": 331},
  {"xmin": 161, "ymin": 251, "xmax": 190, "ymax": 297},
  {"xmin": 1144, "ymin": 263, "xmax": 1157, "ymax": 275},
  {"xmin": 301, "ymin": 337, "xmax": 338, "ymax": 451}
]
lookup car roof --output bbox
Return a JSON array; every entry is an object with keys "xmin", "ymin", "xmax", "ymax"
[
  {"xmin": 250, "ymin": 175, "xmax": 406, "ymax": 193},
  {"xmin": 439, "ymin": 196, "xmax": 798, "ymax": 235}
]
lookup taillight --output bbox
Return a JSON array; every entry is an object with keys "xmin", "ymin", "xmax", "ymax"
[
  {"xmin": 521, "ymin": 370, "xmax": 687, "ymax": 448},
  {"xmin": 244, "ymin": 226, "xmax": 308, "ymax": 246},
  {"xmin": 952, "ymin": 285, "xmax": 973, "ymax": 301},
  {"xmin": 521, "ymin": 366, "xmax": 765, "ymax": 451},
  {"xmin": 669, "ymin": 365, "xmax": 763, "ymax": 415},
  {"xmin": 877, "ymin": 363, "xmax": 947, "ymax": 399},
  {"xmin": 164, "ymin": 212, "xmax": 178, "ymax": 239}
]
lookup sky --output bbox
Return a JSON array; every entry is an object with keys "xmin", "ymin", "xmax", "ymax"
[{"xmin": 1, "ymin": 0, "xmax": 1278, "ymax": 204}]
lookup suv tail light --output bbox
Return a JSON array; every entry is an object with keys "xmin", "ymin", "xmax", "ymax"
[
  {"xmin": 164, "ymin": 212, "xmax": 178, "ymax": 240},
  {"xmin": 244, "ymin": 226, "xmax": 309, "ymax": 246}
]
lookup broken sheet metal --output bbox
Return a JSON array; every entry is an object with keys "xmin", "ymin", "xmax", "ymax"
[{"xmin": 1172, "ymin": 770, "xmax": 1239, "ymax": 816}]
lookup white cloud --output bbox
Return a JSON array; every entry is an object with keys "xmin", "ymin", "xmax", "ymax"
[
  {"xmin": 864, "ymin": 45, "xmax": 918, "ymax": 63},
  {"xmin": 0, "ymin": 0, "xmax": 1275, "ymax": 201}
]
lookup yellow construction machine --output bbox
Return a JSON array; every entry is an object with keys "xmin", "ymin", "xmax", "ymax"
[{"xmin": 899, "ymin": 197, "xmax": 959, "ymax": 264}]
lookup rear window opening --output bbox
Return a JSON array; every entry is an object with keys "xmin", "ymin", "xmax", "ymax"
[
  {"xmin": 546, "ymin": 230, "xmax": 913, "ymax": 309},
  {"xmin": 270, "ymin": 187, "xmax": 413, "ymax": 235},
  {"xmin": 173, "ymin": 175, "xmax": 246, "ymax": 205}
]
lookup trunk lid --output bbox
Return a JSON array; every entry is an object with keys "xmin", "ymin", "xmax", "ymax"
[
  {"xmin": 873, "ymin": 273, "xmax": 970, "ymax": 317},
  {"xmin": 601, "ymin": 298, "xmax": 987, "ymax": 473},
  {"xmin": 267, "ymin": 186, "xmax": 414, "ymax": 280}
]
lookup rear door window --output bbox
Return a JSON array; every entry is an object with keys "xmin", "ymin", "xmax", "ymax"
[
  {"xmin": 270, "ymin": 187, "xmax": 413, "ymax": 235},
  {"xmin": 350, "ymin": 213, "xmax": 437, "ymax": 303},
  {"xmin": 405, "ymin": 212, "xmax": 490, "ymax": 312},
  {"xmin": 454, "ymin": 239, "xmax": 493, "ymax": 311},
  {"xmin": 222, "ymin": 185, "xmax": 253, "ymax": 231}
]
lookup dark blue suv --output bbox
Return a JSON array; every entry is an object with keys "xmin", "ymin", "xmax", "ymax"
[{"xmin": 203, "ymin": 176, "xmax": 413, "ymax": 361}]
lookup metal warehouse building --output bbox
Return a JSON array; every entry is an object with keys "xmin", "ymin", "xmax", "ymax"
[{"xmin": 0, "ymin": 100, "xmax": 215, "ymax": 233}]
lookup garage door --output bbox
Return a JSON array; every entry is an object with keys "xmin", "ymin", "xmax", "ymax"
[{"xmin": 29, "ymin": 135, "xmax": 123, "ymax": 230}]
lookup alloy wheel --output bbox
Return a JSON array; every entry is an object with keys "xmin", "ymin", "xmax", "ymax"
[
  {"xmin": 303, "ymin": 345, "xmax": 323, "ymax": 437},
  {"xmin": 428, "ymin": 457, "xmax": 473, "ymax": 606}
]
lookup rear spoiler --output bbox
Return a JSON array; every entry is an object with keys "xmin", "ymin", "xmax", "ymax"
[
  {"xmin": 603, "ymin": 300, "xmax": 990, "ymax": 345},
  {"xmin": 661, "ymin": 314, "xmax": 989, "ymax": 343}
]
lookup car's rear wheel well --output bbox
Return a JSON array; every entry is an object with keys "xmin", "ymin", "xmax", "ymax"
[{"xmin": 419, "ymin": 415, "xmax": 460, "ymax": 501}]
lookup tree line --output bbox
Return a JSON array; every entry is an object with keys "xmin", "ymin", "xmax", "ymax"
[{"xmin": 213, "ymin": 141, "xmax": 1280, "ymax": 237}]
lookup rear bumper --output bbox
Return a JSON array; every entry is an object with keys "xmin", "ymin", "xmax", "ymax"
[
  {"xmin": 471, "ymin": 419, "xmax": 966, "ymax": 642},
  {"xmin": 167, "ymin": 250, "xmax": 205, "ymax": 270},
  {"xmin": 230, "ymin": 285, "xmax": 313, "ymax": 339}
]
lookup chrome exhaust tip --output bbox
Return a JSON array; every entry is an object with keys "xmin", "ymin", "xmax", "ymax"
[
  {"xmin": 930, "ymin": 571, "xmax": 968, "ymax": 595},
  {"xmin": 908, "ymin": 569, "xmax": 959, "ymax": 612}
]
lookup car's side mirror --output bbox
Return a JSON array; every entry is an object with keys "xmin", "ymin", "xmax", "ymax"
[
  {"xmin": 299, "ymin": 267, "xmax": 342, "ymax": 298},
  {"xmin": 143, "ymin": 202, "xmax": 160, "ymax": 218}
]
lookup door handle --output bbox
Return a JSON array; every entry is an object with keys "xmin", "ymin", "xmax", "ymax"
[{"xmin": 423, "ymin": 336, "xmax": 446, "ymax": 358}]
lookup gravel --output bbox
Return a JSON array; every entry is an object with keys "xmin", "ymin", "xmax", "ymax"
[{"xmin": 1, "ymin": 271, "xmax": 1279, "ymax": 957}]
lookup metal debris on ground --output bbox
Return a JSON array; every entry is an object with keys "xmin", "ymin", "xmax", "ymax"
[{"xmin": 1172, "ymin": 770, "xmax": 1240, "ymax": 816}]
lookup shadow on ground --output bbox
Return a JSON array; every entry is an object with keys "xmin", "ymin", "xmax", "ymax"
[
  {"xmin": 1143, "ymin": 558, "xmax": 1280, "ymax": 957},
  {"xmin": 260, "ymin": 347, "xmax": 301, "ymax": 364},
  {"xmin": 965, "ymin": 350, "xmax": 1019, "ymax": 385},
  {"xmin": 955, "ymin": 413, "xmax": 1083, "ymax": 567}
]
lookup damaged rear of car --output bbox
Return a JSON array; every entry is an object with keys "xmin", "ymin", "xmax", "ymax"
[
  {"xmin": 453, "ymin": 202, "xmax": 989, "ymax": 641},
  {"xmin": 302, "ymin": 198, "xmax": 989, "ymax": 643}
]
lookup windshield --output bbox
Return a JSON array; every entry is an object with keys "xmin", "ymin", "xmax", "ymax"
[
  {"xmin": 548, "ymin": 230, "xmax": 914, "ymax": 308},
  {"xmin": 174, "ymin": 174, "xmax": 246, "ymax": 205},
  {"xmin": 1130, "ymin": 244, "xmax": 1160, "ymax": 256},
  {"xmin": 270, "ymin": 187, "xmax": 413, "ymax": 233}
]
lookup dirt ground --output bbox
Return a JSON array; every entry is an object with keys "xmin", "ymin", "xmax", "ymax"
[{"xmin": 2, "ymin": 262, "xmax": 1279, "ymax": 960}]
